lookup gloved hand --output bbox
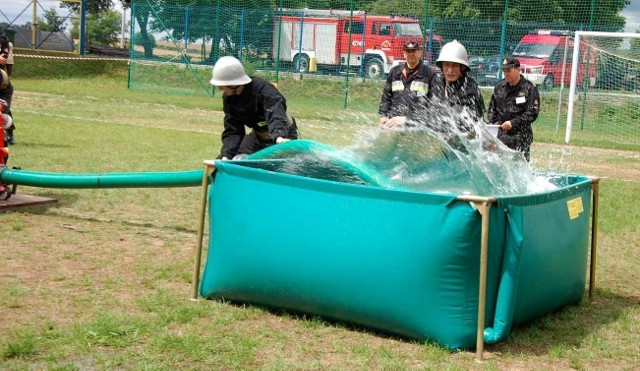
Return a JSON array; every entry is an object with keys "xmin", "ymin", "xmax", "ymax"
[
  {"xmin": 276, "ymin": 137, "xmax": 290, "ymax": 144},
  {"xmin": 232, "ymin": 154, "xmax": 248, "ymax": 160},
  {"xmin": 220, "ymin": 156, "xmax": 230, "ymax": 161}
]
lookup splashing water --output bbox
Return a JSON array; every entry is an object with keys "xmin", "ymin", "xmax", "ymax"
[
  {"xmin": 246, "ymin": 104, "xmax": 557, "ymax": 196},
  {"xmin": 337, "ymin": 104, "xmax": 557, "ymax": 196}
]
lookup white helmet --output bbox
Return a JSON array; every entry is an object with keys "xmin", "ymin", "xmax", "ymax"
[
  {"xmin": 209, "ymin": 56, "xmax": 252, "ymax": 86},
  {"xmin": 436, "ymin": 40, "xmax": 469, "ymax": 70},
  {"xmin": 2, "ymin": 114, "xmax": 12, "ymax": 130}
]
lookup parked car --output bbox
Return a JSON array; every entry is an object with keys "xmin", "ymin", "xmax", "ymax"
[
  {"xmin": 470, "ymin": 55, "xmax": 502, "ymax": 86},
  {"xmin": 468, "ymin": 56, "xmax": 485, "ymax": 68},
  {"xmin": 623, "ymin": 66, "xmax": 640, "ymax": 94},
  {"xmin": 468, "ymin": 56, "xmax": 485, "ymax": 75}
]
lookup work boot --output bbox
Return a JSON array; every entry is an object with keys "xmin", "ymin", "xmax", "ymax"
[{"xmin": 5, "ymin": 128, "xmax": 15, "ymax": 145}]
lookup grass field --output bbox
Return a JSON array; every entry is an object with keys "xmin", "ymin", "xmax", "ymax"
[{"xmin": 1, "ymin": 68, "xmax": 639, "ymax": 369}]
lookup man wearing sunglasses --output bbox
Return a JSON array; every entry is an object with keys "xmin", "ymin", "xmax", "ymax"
[{"xmin": 210, "ymin": 56, "xmax": 298, "ymax": 160}]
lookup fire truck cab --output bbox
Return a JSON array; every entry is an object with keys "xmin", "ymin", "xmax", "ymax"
[
  {"xmin": 513, "ymin": 30, "xmax": 597, "ymax": 90},
  {"xmin": 273, "ymin": 9, "xmax": 443, "ymax": 79}
]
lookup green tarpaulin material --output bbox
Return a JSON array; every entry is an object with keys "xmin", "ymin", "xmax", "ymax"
[{"xmin": 199, "ymin": 140, "xmax": 592, "ymax": 349}]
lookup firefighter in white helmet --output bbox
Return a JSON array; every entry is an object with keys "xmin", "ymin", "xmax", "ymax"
[
  {"xmin": 435, "ymin": 40, "xmax": 484, "ymax": 120},
  {"xmin": 210, "ymin": 56, "xmax": 298, "ymax": 160},
  {"xmin": 396, "ymin": 40, "xmax": 488, "ymax": 156}
]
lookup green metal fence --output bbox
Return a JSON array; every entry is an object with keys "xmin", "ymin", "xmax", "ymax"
[
  {"xmin": 125, "ymin": 0, "xmax": 638, "ymax": 148},
  {"xmin": 128, "ymin": 0, "xmax": 628, "ymax": 98}
]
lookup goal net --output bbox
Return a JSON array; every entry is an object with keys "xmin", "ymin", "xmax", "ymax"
[{"xmin": 566, "ymin": 31, "xmax": 640, "ymax": 149}]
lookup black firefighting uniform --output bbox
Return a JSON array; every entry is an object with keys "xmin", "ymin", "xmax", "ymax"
[
  {"xmin": 440, "ymin": 72, "xmax": 485, "ymax": 120},
  {"xmin": 378, "ymin": 60, "xmax": 440, "ymax": 119},
  {"xmin": 488, "ymin": 75, "xmax": 540, "ymax": 161},
  {"xmin": 220, "ymin": 77, "xmax": 298, "ymax": 158}
]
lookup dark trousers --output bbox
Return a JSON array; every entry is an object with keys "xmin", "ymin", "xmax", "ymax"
[{"xmin": 237, "ymin": 131, "xmax": 274, "ymax": 155}]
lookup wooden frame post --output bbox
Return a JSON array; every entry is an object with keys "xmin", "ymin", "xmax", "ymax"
[
  {"xmin": 191, "ymin": 160, "xmax": 217, "ymax": 300},
  {"xmin": 589, "ymin": 178, "xmax": 600, "ymax": 300},
  {"xmin": 457, "ymin": 195, "xmax": 496, "ymax": 362}
]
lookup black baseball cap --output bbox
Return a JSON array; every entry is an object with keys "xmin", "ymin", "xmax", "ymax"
[
  {"xmin": 403, "ymin": 41, "xmax": 421, "ymax": 50},
  {"xmin": 502, "ymin": 57, "xmax": 521, "ymax": 69}
]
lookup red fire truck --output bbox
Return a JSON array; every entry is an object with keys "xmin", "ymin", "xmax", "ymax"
[
  {"xmin": 513, "ymin": 30, "xmax": 597, "ymax": 90},
  {"xmin": 272, "ymin": 9, "xmax": 443, "ymax": 79}
]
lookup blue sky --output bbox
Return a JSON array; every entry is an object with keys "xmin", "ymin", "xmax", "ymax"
[
  {"xmin": 622, "ymin": 0, "xmax": 640, "ymax": 32},
  {"xmin": 2, "ymin": 1, "xmax": 80, "ymax": 26}
]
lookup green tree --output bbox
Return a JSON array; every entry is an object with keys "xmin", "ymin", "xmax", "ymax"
[
  {"xmin": 131, "ymin": 0, "xmax": 161, "ymax": 58},
  {"xmin": 71, "ymin": 10, "xmax": 122, "ymax": 45},
  {"xmin": 126, "ymin": 0, "xmax": 631, "ymax": 62},
  {"xmin": 37, "ymin": 7, "xmax": 67, "ymax": 32},
  {"xmin": 368, "ymin": 0, "xmax": 629, "ymax": 27},
  {"xmin": 145, "ymin": 0, "xmax": 278, "ymax": 62},
  {"xmin": 63, "ymin": 0, "xmax": 130, "ymax": 15}
]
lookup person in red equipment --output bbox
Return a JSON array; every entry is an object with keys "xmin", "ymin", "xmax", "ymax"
[
  {"xmin": 209, "ymin": 56, "xmax": 298, "ymax": 160},
  {"xmin": 378, "ymin": 40, "xmax": 442, "ymax": 128}
]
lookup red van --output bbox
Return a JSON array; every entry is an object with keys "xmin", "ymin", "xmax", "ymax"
[{"xmin": 512, "ymin": 30, "xmax": 596, "ymax": 90}]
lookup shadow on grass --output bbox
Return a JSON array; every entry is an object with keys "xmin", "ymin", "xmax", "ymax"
[
  {"xmin": 11, "ymin": 190, "xmax": 197, "ymax": 234},
  {"xmin": 203, "ymin": 286, "xmax": 638, "ymax": 356},
  {"xmin": 6, "ymin": 140, "xmax": 74, "ymax": 149},
  {"xmin": 206, "ymin": 298, "xmax": 448, "ymax": 349},
  {"xmin": 490, "ymin": 287, "xmax": 640, "ymax": 356}
]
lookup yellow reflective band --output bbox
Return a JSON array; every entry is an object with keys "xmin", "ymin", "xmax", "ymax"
[
  {"xmin": 410, "ymin": 81, "xmax": 428, "ymax": 94},
  {"xmin": 391, "ymin": 81, "xmax": 404, "ymax": 91}
]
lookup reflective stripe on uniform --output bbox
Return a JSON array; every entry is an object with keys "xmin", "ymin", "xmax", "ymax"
[
  {"xmin": 391, "ymin": 81, "xmax": 404, "ymax": 91},
  {"xmin": 410, "ymin": 81, "xmax": 428, "ymax": 95}
]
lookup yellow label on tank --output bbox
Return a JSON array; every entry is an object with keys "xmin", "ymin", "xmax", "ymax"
[{"xmin": 567, "ymin": 197, "xmax": 584, "ymax": 220}]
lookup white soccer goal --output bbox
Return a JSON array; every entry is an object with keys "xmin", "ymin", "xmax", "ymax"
[{"xmin": 566, "ymin": 31, "xmax": 640, "ymax": 148}]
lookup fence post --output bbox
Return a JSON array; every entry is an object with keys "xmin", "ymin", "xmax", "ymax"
[
  {"xmin": 213, "ymin": 0, "xmax": 221, "ymax": 62},
  {"xmin": 127, "ymin": 2, "xmax": 134, "ymax": 89},
  {"xmin": 239, "ymin": 9, "xmax": 245, "ymax": 60},
  {"xmin": 296, "ymin": 12, "xmax": 304, "ymax": 74},
  {"xmin": 421, "ymin": 0, "xmax": 429, "ymax": 63},
  {"xmin": 184, "ymin": 5, "xmax": 190, "ymax": 59},
  {"xmin": 427, "ymin": 18, "xmax": 434, "ymax": 64},
  {"xmin": 358, "ymin": 13, "xmax": 366, "ymax": 78},
  {"xmin": 78, "ymin": 0, "xmax": 87, "ymax": 55},
  {"xmin": 497, "ymin": 0, "xmax": 510, "ymax": 80},
  {"xmin": 344, "ymin": 0, "xmax": 355, "ymax": 109},
  {"xmin": 275, "ymin": 5, "xmax": 283, "ymax": 83}
]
